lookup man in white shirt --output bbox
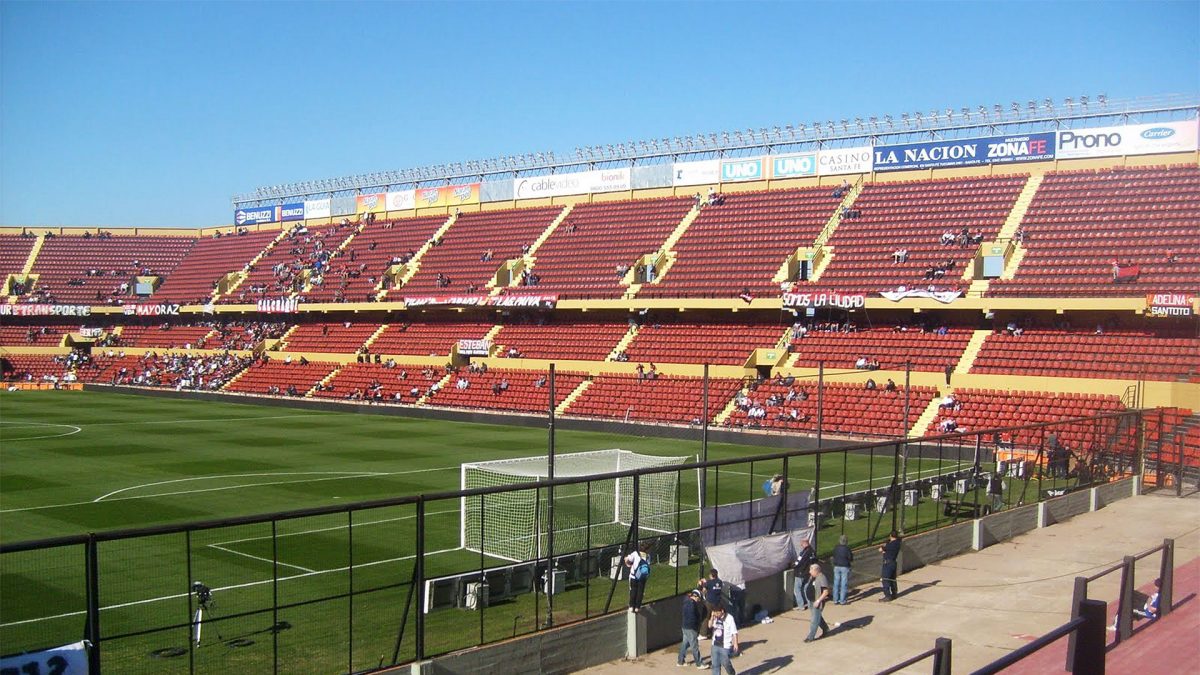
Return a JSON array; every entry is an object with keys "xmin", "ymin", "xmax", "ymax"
[{"xmin": 708, "ymin": 605, "xmax": 739, "ymax": 674}]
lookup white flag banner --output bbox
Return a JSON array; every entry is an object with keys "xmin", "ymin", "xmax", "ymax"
[
  {"xmin": 879, "ymin": 289, "xmax": 963, "ymax": 304},
  {"xmin": 0, "ymin": 640, "xmax": 89, "ymax": 674}
]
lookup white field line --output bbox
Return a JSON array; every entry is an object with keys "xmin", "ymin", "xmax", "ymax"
[
  {"xmin": 0, "ymin": 421, "xmax": 84, "ymax": 441},
  {"xmin": 95, "ymin": 472, "xmax": 389, "ymax": 502},
  {"xmin": 66, "ymin": 413, "xmax": 341, "ymax": 428},
  {"xmin": 209, "ymin": 507, "xmax": 462, "ymax": 546},
  {"xmin": 207, "ymin": 544, "xmax": 316, "ymax": 573},
  {"xmin": 0, "ymin": 546, "xmax": 463, "ymax": 629},
  {"xmin": 718, "ymin": 462, "xmax": 972, "ymax": 490}
]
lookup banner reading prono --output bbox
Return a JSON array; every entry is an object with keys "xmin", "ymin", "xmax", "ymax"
[
  {"xmin": 0, "ymin": 641, "xmax": 88, "ymax": 675},
  {"xmin": 673, "ymin": 159, "xmax": 721, "ymax": 186},
  {"xmin": 782, "ymin": 291, "xmax": 865, "ymax": 308},
  {"xmin": 257, "ymin": 297, "xmax": 299, "ymax": 313},
  {"xmin": 513, "ymin": 168, "xmax": 631, "ymax": 199},
  {"xmin": 279, "ymin": 203, "xmax": 305, "ymax": 222},
  {"xmin": 721, "ymin": 157, "xmax": 766, "ymax": 182},
  {"xmin": 415, "ymin": 183, "xmax": 481, "ymax": 208},
  {"xmin": 386, "ymin": 189, "xmax": 415, "ymax": 211},
  {"xmin": 1146, "ymin": 292, "xmax": 1194, "ymax": 317},
  {"xmin": 356, "ymin": 193, "xmax": 386, "ymax": 214},
  {"xmin": 234, "ymin": 206, "xmax": 276, "ymax": 226},
  {"xmin": 457, "ymin": 338, "xmax": 492, "ymax": 356},
  {"xmin": 818, "ymin": 146, "xmax": 874, "ymax": 175},
  {"xmin": 0, "ymin": 304, "xmax": 91, "ymax": 317},
  {"xmin": 769, "ymin": 152, "xmax": 818, "ymax": 179},
  {"xmin": 1055, "ymin": 120, "xmax": 1199, "ymax": 160},
  {"xmin": 404, "ymin": 294, "xmax": 558, "ymax": 309},
  {"xmin": 304, "ymin": 198, "xmax": 331, "ymax": 219},
  {"xmin": 874, "ymin": 132, "xmax": 1056, "ymax": 172}
]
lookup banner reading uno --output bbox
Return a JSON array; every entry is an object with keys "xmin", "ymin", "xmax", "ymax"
[
  {"xmin": 782, "ymin": 292, "xmax": 865, "ymax": 309},
  {"xmin": 769, "ymin": 152, "xmax": 818, "ymax": 179},
  {"xmin": 304, "ymin": 198, "xmax": 331, "ymax": 219},
  {"xmin": 356, "ymin": 193, "xmax": 386, "ymax": 214},
  {"xmin": 818, "ymin": 146, "xmax": 874, "ymax": 175},
  {"xmin": 415, "ymin": 183, "xmax": 481, "ymax": 208},
  {"xmin": 673, "ymin": 159, "xmax": 721, "ymax": 186},
  {"xmin": 513, "ymin": 168, "xmax": 631, "ymax": 199},
  {"xmin": 874, "ymin": 132, "xmax": 1055, "ymax": 171},
  {"xmin": 234, "ymin": 206, "xmax": 276, "ymax": 226},
  {"xmin": 386, "ymin": 189, "xmax": 415, "ymax": 211},
  {"xmin": 1055, "ymin": 120, "xmax": 1199, "ymax": 160},
  {"xmin": 721, "ymin": 157, "xmax": 766, "ymax": 182},
  {"xmin": 1146, "ymin": 292, "xmax": 1194, "ymax": 317},
  {"xmin": 279, "ymin": 203, "xmax": 305, "ymax": 222}
]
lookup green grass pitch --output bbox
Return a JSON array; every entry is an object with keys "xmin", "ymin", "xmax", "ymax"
[{"xmin": 1, "ymin": 389, "xmax": 1032, "ymax": 672}]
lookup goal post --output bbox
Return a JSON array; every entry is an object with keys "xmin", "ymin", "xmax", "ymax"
[{"xmin": 461, "ymin": 449, "xmax": 696, "ymax": 562}]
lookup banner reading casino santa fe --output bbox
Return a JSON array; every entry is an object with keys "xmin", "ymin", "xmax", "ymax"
[
  {"xmin": 874, "ymin": 132, "xmax": 1056, "ymax": 171},
  {"xmin": 1055, "ymin": 120, "xmax": 1199, "ymax": 160},
  {"xmin": 513, "ymin": 168, "xmax": 630, "ymax": 199}
]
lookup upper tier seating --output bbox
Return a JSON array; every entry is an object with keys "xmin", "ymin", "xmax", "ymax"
[
  {"xmin": 0, "ymin": 235, "xmax": 36, "ymax": 282},
  {"xmin": 624, "ymin": 322, "xmax": 787, "ymax": 366},
  {"xmin": 795, "ymin": 176, "xmax": 1027, "ymax": 294},
  {"xmin": 0, "ymin": 324, "xmax": 74, "ymax": 346},
  {"xmin": 221, "ymin": 223, "xmax": 357, "ymax": 304},
  {"xmin": 283, "ymin": 322, "xmax": 380, "ymax": 353},
  {"xmin": 725, "ymin": 380, "xmax": 937, "ymax": 439},
  {"xmin": 425, "ymin": 368, "xmax": 586, "ymax": 414},
  {"xmin": 369, "ymin": 321, "xmax": 493, "ymax": 356},
  {"xmin": 988, "ymin": 166, "xmax": 1200, "ymax": 297},
  {"xmin": 789, "ymin": 325, "xmax": 974, "ymax": 372},
  {"xmin": 925, "ymin": 389, "xmax": 1125, "ymax": 449},
  {"xmin": 311, "ymin": 362, "xmax": 439, "ymax": 403},
  {"xmin": 400, "ymin": 206, "xmax": 562, "ymax": 295},
  {"xmin": 641, "ymin": 188, "xmax": 834, "ymax": 298},
  {"xmin": 971, "ymin": 329, "xmax": 1200, "ymax": 381},
  {"xmin": 507, "ymin": 197, "xmax": 693, "ymax": 298},
  {"xmin": 117, "ymin": 324, "xmax": 214, "ymax": 349},
  {"xmin": 563, "ymin": 374, "xmax": 742, "ymax": 424},
  {"xmin": 153, "ymin": 230, "xmax": 278, "ymax": 304},
  {"xmin": 204, "ymin": 321, "xmax": 290, "ymax": 351},
  {"xmin": 24, "ymin": 235, "xmax": 195, "ymax": 305},
  {"xmin": 303, "ymin": 216, "xmax": 448, "ymax": 303},
  {"xmin": 222, "ymin": 360, "xmax": 337, "ymax": 396},
  {"xmin": 492, "ymin": 322, "xmax": 630, "ymax": 361}
]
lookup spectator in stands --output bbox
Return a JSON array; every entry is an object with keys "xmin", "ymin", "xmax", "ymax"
[
  {"xmin": 1165, "ymin": 249, "xmax": 1178, "ymax": 265},
  {"xmin": 939, "ymin": 393, "xmax": 957, "ymax": 410},
  {"xmin": 939, "ymin": 418, "xmax": 958, "ymax": 433},
  {"xmin": 940, "ymin": 231, "xmax": 956, "ymax": 245},
  {"xmin": 864, "ymin": 378, "xmax": 877, "ymax": 390},
  {"xmin": 885, "ymin": 379, "xmax": 897, "ymax": 392},
  {"xmin": 455, "ymin": 376, "xmax": 469, "ymax": 390},
  {"xmin": 855, "ymin": 356, "xmax": 868, "ymax": 370},
  {"xmin": 892, "ymin": 248, "xmax": 908, "ymax": 264}
]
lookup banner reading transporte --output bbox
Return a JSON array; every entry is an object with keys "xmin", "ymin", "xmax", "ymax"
[
  {"xmin": 0, "ymin": 640, "xmax": 88, "ymax": 675},
  {"xmin": 0, "ymin": 304, "xmax": 92, "ymax": 317},
  {"xmin": 874, "ymin": 132, "xmax": 1056, "ymax": 172},
  {"xmin": 1146, "ymin": 293, "xmax": 1194, "ymax": 317},
  {"xmin": 1055, "ymin": 120, "xmax": 1199, "ymax": 160},
  {"xmin": 304, "ymin": 198, "xmax": 331, "ymax": 219},
  {"xmin": 356, "ymin": 193, "xmax": 386, "ymax": 214},
  {"xmin": 513, "ymin": 168, "xmax": 631, "ymax": 199},
  {"xmin": 386, "ymin": 189, "xmax": 416, "ymax": 211},
  {"xmin": 415, "ymin": 183, "xmax": 481, "ymax": 208}
]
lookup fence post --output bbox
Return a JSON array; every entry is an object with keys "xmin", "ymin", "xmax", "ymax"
[
  {"xmin": 1065, "ymin": 576, "xmax": 1088, "ymax": 671},
  {"xmin": 932, "ymin": 636, "xmax": 952, "ymax": 675},
  {"xmin": 1071, "ymin": 599, "xmax": 1107, "ymax": 675},
  {"xmin": 1116, "ymin": 555, "xmax": 1135, "ymax": 643},
  {"xmin": 1159, "ymin": 538, "xmax": 1174, "ymax": 618},
  {"xmin": 415, "ymin": 497, "xmax": 426, "ymax": 661},
  {"xmin": 85, "ymin": 534, "xmax": 101, "ymax": 675},
  {"xmin": 701, "ymin": 364, "xmax": 710, "ymax": 509}
]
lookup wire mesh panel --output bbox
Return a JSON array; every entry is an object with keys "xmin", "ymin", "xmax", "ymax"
[{"xmin": 0, "ymin": 543, "xmax": 88, "ymax": 665}]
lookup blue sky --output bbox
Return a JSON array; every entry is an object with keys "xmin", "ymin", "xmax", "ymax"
[{"xmin": 2, "ymin": 1, "xmax": 1197, "ymax": 229}]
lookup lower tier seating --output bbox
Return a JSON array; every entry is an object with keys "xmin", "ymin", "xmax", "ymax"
[
  {"xmin": 563, "ymin": 374, "xmax": 741, "ymax": 424},
  {"xmin": 971, "ymin": 330, "xmax": 1200, "ymax": 381},
  {"xmin": 924, "ymin": 389, "xmax": 1125, "ymax": 450},
  {"xmin": 222, "ymin": 360, "xmax": 337, "ymax": 396},
  {"xmin": 624, "ymin": 323, "xmax": 787, "ymax": 365},
  {"xmin": 725, "ymin": 380, "xmax": 937, "ymax": 438},
  {"xmin": 789, "ymin": 326, "xmax": 973, "ymax": 371},
  {"xmin": 425, "ymin": 368, "xmax": 586, "ymax": 414},
  {"xmin": 492, "ymin": 322, "xmax": 629, "ymax": 361}
]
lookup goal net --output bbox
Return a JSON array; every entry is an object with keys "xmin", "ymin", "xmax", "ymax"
[{"xmin": 461, "ymin": 449, "xmax": 694, "ymax": 562}]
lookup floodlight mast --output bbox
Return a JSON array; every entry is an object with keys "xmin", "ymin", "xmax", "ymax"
[{"xmin": 231, "ymin": 93, "xmax": 1199, "ymax": 206}]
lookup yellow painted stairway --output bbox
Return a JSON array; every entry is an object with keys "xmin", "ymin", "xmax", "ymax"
[
  {"xmin": 274, "ymin": 324, "xmax": 301, "ymax": 351},
  {"xmin": 381, "ymin": 212, "xmax": 458, "ymax": 299},
  {"xmin": 363, "ymin": 324, "xmax": 390, "ymax": 351},
  {"xmin": 215, "ymin": 228, "xmax": 292, "ymax": 301},
  {"xmin": 908, "ymin": 392, "xmax": 946, "ymax": 439},
  {"xmin": 20, "ymin": 235, "xmax": 45, "ymax": 275},
  {"xmin": 712, "ymin": 389, "xmax": 744, "ymax": 426},
  {"xmin": 953, "ymin": 329, "xmax": 992, "ymax": 376},
  {"xmin": 997, "ymin": 173, "xmax": 1043, "ymax": 282},
  {"xmin": 626, "ymin": 205, "xmax": 702, "ymax": 297},
  {"xmin": 307, "ymin": 366, "xmax": 342, "ymax": 397},
  {"xmin": 555, "ymin": 378, "xmax": 593, "ymax": 415},
  {"xmin": 606, "ymin": 324, "xmax": 639, "ymax": 361}
]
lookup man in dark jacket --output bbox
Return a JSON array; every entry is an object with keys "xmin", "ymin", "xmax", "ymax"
[
  {"xmin": 793, "ymin": 539, "xmax": 818, "ymax": 610},
  {"xmin": 678, "ymin": 589, "xmax": 704, "ymax": 667},
  {"xmin": 832, "ymin": 534, "xmax": 854, "ymax": 604},
  {"xmin": 879, "ymin": 531, "xmax": 902, "ymax": 601}
]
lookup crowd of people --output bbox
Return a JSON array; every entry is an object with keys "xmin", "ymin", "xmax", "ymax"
[{"xmin": 106, "ymin": 351, "xmax": 252, "ymax": 390}]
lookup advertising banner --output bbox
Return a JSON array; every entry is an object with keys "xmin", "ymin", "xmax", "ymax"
[
  {"xmin": 672, "ymin": 159, "xmax": 721, "ymax": 186},
  {"xmin": 331, "ymin": 195, "xmax": 357, "ymax": 217},
  {"xmin": 386, "ymin": 189, "xmax": 416, "ymax": 211},
  {"xmin": 513, "ymin": 168, "xmax": 631, "ymax": 199},
  {"xmin": 122, "ymin": 303, "xmax": 181, "ymax": 316},
  {"xmin": 80, "ymin": 327, "xmax": 104, "ymax": 338},
  {"xmin": 356, "ymin": 193, "xmax": 386, "ymax": 214},
  {"xmin": 781, "ymin": 291, "xmax": 865, "ymax": 308},
  {"xmin": 769, "ymin": 152, "xmax": 818, "ymax": 179},
  {"xmin": 304, "ymin": 198, "xmax": 332, "ymax": 219},
  {"xmin": 632, "ymin": 164, "xmax": 673, "ymax": 189},
  {"xmin": 818, "ymin": 146, "xmax": 874, "ymax": 175},
  {"xmin": 457, "ymin": 339, "xmax": 492, "ymax": 356},
  {"xmin": 1055, "ymin": 120, "xmax": 1199, "ymax": 160},
  {"xmin": 721, "ymin": 157, "xmax": 766, "ymax": 182},
  {"xmin": 257, "ymin": 297, "xmax": 299, "ymax": 313},
  {"xmin": 0, "ymin": 641, "xmax": 88, "ymax": 675},
  {"xmin": 874, "ymin": 132, "xmax": 1055, "ymax": 171},
  {"xmin": 403, "ymin": 294, "xmax": 559, "ymax": 309},
  {"xmin": 234, "ymin": 206, "xmax": 276, "ymax": 226},
  {"xmin": 0, "ymin": 304, "xmax": 91, "ymax": 317},
  {"xmin": 279, "ymin": 203, "xmax": 305, "ymax": 222},
  {"xmin": 1146, "ymin": 292, "xmax": 1193, "ymax": 317},
  {"xmin": 879, "ymin": 289, "xmax": 963, "ymax": 304},
  {"xmin": 415, "ymin": 183, "xmax": 481, "ymax": 208}
]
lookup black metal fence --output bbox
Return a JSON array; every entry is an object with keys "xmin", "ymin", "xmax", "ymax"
[{"xmin": 0, "ymin": 401, "xmax": 1151, "ymax": 674}]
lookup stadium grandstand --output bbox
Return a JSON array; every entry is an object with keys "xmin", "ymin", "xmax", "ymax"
[{"xmin": 1, "ymin": 95, "xmax": 1198, "ymax": 674}]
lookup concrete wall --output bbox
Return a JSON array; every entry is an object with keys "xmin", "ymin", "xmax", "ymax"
[
  {"xmin": 1043, "ymin": 489, "xmax": 1092, "ymax": 525},
  {"xmin": 900, "ymin": 520, "xmax": 976, "ymax": 573},
  {"xmin": 420, "ymin": 612, "xmax": 626, "ymax": 675},
  {"xmin": 1095, "ymin": 477, "xmax": 1135, "ymax": 509},
  {"xmin": 976, "ymin": 503, "xmax": 1040, "ymax": 549}
]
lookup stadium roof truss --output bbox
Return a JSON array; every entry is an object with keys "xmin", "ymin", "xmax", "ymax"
[{"xmin": 232, "ymin": 94, "xmax": 1200, "ymax": 207}]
